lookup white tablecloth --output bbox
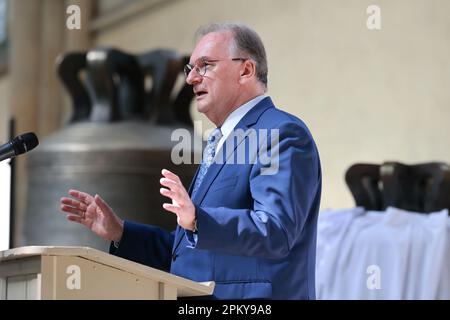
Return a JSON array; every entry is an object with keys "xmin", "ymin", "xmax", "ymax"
[{"xmin": 316, "ymin": 207, "xmax": 450, "ymax": 299}]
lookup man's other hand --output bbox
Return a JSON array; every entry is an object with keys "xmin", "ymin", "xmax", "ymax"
[
  {"xmin": 160, "ymin": 169, "xmax": 196, "ymax": 231},
  {"xmin": 60, "ymin": 190, "xmax": 124, "ymax": 242}
]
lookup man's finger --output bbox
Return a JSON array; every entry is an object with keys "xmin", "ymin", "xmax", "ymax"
[
  {"xmin": 60, "ymin": 204, "xmax": 84, "ymax": 216},
  {"xmin": 67, "ymin": 214, "xmax": 83, "ymax": 224},
  {"xmin": 160, "ymin": 178, "xmax": 182, "ymax": 192},
  {"xmin": 161, "ymin": 169, "xmax": 182, "ymax": 184},
  {"xmin": 94, "ymin": 194, "xmax": 113, "ymax": 216},
  {"xmin": 162, "ymin": 203, "xmax": 179, "ymax": 215},
  {"xmin": 160, "ymin": 188, "xmax": 176, "ymax": 199},
  {"xmin": 69, "ymin": 189, "xmax": 94, "ymax": 204},
  {"xmin": 160, "ymin": 187, "xmax": 187, "ymax": 207},
  {"xmin": 161, "ymin": 173, "xmax": 189, "ymax": 198},
  {"xmin": 60, "ymin": 197, "xmax": 87, "ymax": 211}
]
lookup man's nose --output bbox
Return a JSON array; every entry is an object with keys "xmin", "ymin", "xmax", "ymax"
[{"xmin": 186, "ymin": 69, "xmax": 202, "ymax": 85}]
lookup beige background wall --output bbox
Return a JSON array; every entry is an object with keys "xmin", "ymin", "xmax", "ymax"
[
  {"xmin": 0, "ymin": 0, "xmax": 448, "ymax": 213},
  {"xmin": 93, "ymin": 0, "xmax": 450, "ymax": 209}
]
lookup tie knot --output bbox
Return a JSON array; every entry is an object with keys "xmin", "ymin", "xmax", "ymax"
[{"xmin": 208, "ymin": 128, "xmax": 223, "ymax": 144}]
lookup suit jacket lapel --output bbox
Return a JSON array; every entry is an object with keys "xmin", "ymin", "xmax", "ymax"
[
  {"xmin": 191, "ymin": 97, "xmax": 274, "ymax": 205},
  {"xmin": 172, "ymin": 97, "xmax": 274, "ymax": 254}
]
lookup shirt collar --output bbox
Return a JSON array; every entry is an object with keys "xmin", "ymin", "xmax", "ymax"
[{"xmin": 220, "ymin": 95, "xmax": 266, "ymax": 139}]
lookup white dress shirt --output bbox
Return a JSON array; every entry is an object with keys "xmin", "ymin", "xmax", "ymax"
[{"xmin": 216, "ymin": 95, "xmax": 266, "ymax": 153}]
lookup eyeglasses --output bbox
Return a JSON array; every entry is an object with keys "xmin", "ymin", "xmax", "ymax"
[{"xmin": 184, "ymin": 58, "xmax": 247, "ymax": 78}]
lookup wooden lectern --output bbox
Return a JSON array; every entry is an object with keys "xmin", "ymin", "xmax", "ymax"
[{"xmin": 0, "ymin": 246, "xmax": 214, "ymax": 300}]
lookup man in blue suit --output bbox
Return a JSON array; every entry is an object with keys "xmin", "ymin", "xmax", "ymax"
[{"xmin": 60, "ymin": 22, "xmax": 321, "ymax": 299}]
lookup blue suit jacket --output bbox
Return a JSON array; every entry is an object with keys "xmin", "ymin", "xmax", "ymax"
[{"xmin": 111, "ymin": 97, "xmax": 322, "ymax": 299}]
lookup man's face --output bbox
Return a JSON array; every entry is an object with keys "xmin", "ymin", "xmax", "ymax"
[{"xmin": 186, "ymin": 31, "xmax": 243, "ymax": 126}]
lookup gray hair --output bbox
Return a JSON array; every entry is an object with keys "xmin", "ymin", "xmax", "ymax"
[{"xmin": 195, "ymin": 22, "xmax": 268, "ymax": 88}]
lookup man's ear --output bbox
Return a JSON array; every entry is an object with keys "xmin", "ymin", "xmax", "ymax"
[{"xmin": 240, "ymin": 60, "xmax": 256, "ymax": 79}]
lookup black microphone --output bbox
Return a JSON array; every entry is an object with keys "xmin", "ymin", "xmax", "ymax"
[{"xmin": 0, "ymin": 132, "xmax": 39, "ymax": 162}]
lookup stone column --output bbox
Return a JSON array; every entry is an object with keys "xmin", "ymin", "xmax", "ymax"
[
  {"xmin": 38, "ymin": 0, "xmax": 65, "ymax": 137},
  {"xmin": 9, "ymin": 0, "xmax": 42, "ymax": 247}
]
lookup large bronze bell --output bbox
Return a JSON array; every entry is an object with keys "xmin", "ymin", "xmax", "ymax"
[{"xmin": 24, "ymin": 48, "xmax": 200, "ymax": 250}]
